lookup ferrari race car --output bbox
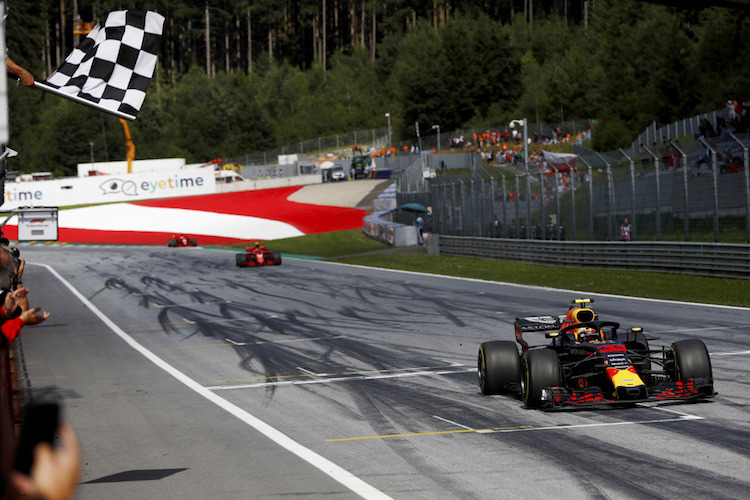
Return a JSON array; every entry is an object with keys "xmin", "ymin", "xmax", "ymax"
[
  {"xmin": 167, "ymin": 235, "xmax": 197, "ymax": 247},
  {"xmin": 236, "ymin": 243, "xmax": 282, "ymax": 267},
  {"xmin": 478, "ymin": 299, "xmax": 715, "ymax": 410}
]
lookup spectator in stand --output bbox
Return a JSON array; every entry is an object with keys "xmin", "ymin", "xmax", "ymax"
[
  {"xmin": 699, "ymin": 118, "xmax": 716, "ymax": 138},
  {"xmin": 519, "ymin": 220, "xmax": 527, "ymax": 239},
  {"xmin": 619, "ymin": 218, "xmax": 633, "ymax": 241},
  {"xmin": 490, "ymin": 215, "xmax": 502, "ymax": 238},
  {"xmin": 507, "ymin": 219, "xmax": 516, "ymax": 238}
]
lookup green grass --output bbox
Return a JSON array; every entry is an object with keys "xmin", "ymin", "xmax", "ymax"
[{"xmin": 263, "ymin": 230, "xmax": 750, "ymax": 308}]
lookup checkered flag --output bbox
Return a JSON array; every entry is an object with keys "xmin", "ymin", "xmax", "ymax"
[{"xmin": 35, "ymin": 10, "xmax": 165, "ymax": 121}]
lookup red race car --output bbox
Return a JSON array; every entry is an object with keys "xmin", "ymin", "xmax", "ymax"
[
  {"xmin": 167, "ymin": 234, "xmax": 197, "ymax": 247},
  {"xmin": 236, "ymin": 243, "xmax": 282, "ymax": 267}
]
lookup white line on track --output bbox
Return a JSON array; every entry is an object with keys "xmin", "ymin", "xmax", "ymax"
[
  {"xmin": 207, "ymin": 367, "xmax": 476, "ymax": 391},
  {"xmin": 39, "ymin": 263, "xmax": 392, "ymax": 500},
  {"xmin": 432, "ymin": 415, "xmax": 474, "ymax": 430},
  {"xmin": 644, "ymin": 405, "xmax": 703, "ymax": 419}
]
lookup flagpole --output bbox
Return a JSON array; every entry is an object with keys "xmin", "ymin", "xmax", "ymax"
[{"xmin": 33, "ymin": 81, "xmax": 137, "ymax": 122}]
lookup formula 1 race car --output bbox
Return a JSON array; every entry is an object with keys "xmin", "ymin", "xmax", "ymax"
[
  {"xmin": 167, "ymin": 235, "xmax": 197, "ymax": 247},
  {"xmin": 478, "ymin": 299, "xmax": 715, "ymax": 410},
  {"xmin": 236, "ymin": 243, "xmax": 282, "ymax": 267}
]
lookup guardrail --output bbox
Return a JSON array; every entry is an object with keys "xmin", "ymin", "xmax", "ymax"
[{"xmin": 435, "ymin": 235, "xmax": 750, "ymax": 279}]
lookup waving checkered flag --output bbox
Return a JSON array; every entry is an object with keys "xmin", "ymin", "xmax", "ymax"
[{"xmin": 35, "ymin": 10, "xmax": 164, "ymax": 121}]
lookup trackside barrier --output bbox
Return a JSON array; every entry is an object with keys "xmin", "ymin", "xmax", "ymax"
[
  {"xmin": 363, "ymin": 210, "xmax": 418, "ymax": 246},
  {"xmin": 435, "ymin": 235, "xmax": 750, "ymax": 279}
]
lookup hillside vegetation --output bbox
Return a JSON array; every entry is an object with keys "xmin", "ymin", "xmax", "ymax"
[{"xmin": 6, "ymin": 1, "xmax": 748, "ymax": 175}]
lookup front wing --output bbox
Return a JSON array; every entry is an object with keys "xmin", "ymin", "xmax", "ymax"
[{"xmin": 538, "ymin": 378, "xmax": 714, "ymax": 410}]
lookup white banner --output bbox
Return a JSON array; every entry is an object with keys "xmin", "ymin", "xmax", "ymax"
[
  {"xmin": 2, "ymin": 168, "xmax": 216, "ymax": 211},
  {"xmin": 542, "ymin": 150, "xmax": 578, "ymax": 171}
]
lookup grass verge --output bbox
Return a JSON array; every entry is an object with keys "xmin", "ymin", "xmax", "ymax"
[{"xmin": 248, "ymin": 230, "xmax": 750, "ymax": 308}]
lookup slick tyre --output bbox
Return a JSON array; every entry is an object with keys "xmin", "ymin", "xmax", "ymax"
[
  {"xmin": 522, "ymin": 349, "xmax": 561, "ymax": 409},
  {"xmin": 167, "ymin": 239, "xmax": 176, "ymax": 247},
  {"xmin": 625, "ymin": 330, "xmax": 651, "ymax": 384},
  {"xmin": 670, "ymin": 339, "xmax": 713, "ymax": 393},
  {"xmin": 478, "ymin": 341, "xmax": 520, "ymax": 395},
  {"xmin": 236, "ymin": 254, "xmax": 246, "ymax": 267},
  {"xmin": 272, "ymin": 251, "xmax": 282, "ymax": 265}
]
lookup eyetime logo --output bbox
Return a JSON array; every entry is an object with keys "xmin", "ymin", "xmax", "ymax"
[
  {"xmin": 4, "ymin": 172, "xmax": 210, "ymax": 204},
  {"xmin": 101, "ymin": 174, "xmax": 206, "ymax": 196},
  {"xmin": 5, "ymin": 187, "xmax": 43, "ymax": 203}
]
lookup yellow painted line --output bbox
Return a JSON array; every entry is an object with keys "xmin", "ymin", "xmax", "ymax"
[{"xmin": 326, "ymin": 425, "xmax": 532, "ymax": 442}]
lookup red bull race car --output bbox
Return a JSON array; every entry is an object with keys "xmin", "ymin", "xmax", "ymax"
[
  {"xmin": 236, "ymin": 243, "xmax": 282, "ymax": 267},
  {"xmin": 478, "ymin": 299, "xmax": 714, "ymax": 410},
  {"xmin": 167, "ymin": 234, "xmax": 197, "ymax": 247}
]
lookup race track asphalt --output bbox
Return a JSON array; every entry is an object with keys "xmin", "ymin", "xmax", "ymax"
[{"xmin": 12, "ymin": 245, "xmax": 750, "ymax": 499}]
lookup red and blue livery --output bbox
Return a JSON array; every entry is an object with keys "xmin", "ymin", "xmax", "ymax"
[{"xmin": 478, "ymin": 299, "xmax": 714, "ymax": 410}]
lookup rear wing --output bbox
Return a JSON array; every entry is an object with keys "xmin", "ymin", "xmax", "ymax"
[{"xmin": 514, "ymin": 315, "xmax": 565, "ymax": 351}]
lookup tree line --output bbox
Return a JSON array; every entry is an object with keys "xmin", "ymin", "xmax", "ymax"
[{"xmin": 5, "ymin": 0, "xmax": 749, "ymax": 176}]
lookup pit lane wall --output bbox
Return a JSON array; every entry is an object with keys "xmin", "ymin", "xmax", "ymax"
[{"xmin": 435, "ymin": 235, "xmax": 750, "ymax": 279}]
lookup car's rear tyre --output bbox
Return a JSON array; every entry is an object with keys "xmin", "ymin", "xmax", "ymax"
[
  {"xmin": 272, "ymin": 251, "xmax": 282, "ymax": 265},
  {"xmin": 167, "ymin": 239, "xmax": 176, "ymax": 247},
  {"xmin": 477, "ymin": 341, "xmax": 520, "ymax": 395},
  {"xmin": 670, "ymin": 339, "xmax": 713, "ymax": 394},
  {"xmin": 236, "ymin": 254, "xmax": 246, "ymax": 267},
  {"xmin": 522, "ymin": 349, "xmax": 561, "ymax": 409},
  {"xmin": 188, "ymin": 239, "xmax": 197, "ymax": 245}
]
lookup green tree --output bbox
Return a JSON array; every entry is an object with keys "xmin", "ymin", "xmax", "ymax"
[{"xmin": 389, "ymin": 22, "xmax": 451, "ymax": 140}]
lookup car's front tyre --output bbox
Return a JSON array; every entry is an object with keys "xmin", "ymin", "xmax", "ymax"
[
  {"xmin": 478, "ymin": 341, "xmax": 520, "ymax": 395},
  {"xmin": 669, "ymin": 339, "xmax": 713, "ymax": 395},
  {"xmin": 522, "ymin": 349, "xmax": 561, "ymax": 409}
]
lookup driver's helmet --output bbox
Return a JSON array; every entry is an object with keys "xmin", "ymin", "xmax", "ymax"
[
  {"xmin": 578, "ymin": 327, "xmax": 601, "ymax": 343},
  {"xmin": 254, "ymin": 242, "xmax": 261, "ymax": 248}
]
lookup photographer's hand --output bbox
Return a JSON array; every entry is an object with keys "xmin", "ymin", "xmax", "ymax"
[
  {"xmin": 3, "ymin": 287, "xmax": 28, "ymax": 316},
  {"xmin": 10, "ymin": 422, "xmax": 81, "ymax": 500}
]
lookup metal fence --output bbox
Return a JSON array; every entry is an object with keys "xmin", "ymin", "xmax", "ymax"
[
  {"xmin": 225, "ymin": 127, "xmax": 389, "ymax": 167},
  {"xmin": 400, "ymin": 131, "xmax": 750, "ymax": 244},
  {"xmin": 436, "ymin": 235, "xmax": 750, "ymax": 279}
]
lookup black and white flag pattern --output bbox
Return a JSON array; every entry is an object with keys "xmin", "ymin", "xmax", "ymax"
[{"xmin": 36, "ymin": 10, "xmax": 164, "ymax": 121}]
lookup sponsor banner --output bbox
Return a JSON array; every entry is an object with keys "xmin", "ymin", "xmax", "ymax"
[{"xmin": 3, "ymin": 168, "xmax": 215, "ymax": 210}]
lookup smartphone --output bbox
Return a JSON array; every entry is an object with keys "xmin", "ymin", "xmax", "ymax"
[{"xmin": 15, "ymin": 401, "xmax": 60, "ymax": 475}]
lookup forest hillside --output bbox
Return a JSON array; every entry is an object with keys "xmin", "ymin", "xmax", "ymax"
[{"xmin": 5, "ymin": 1, "xmax": 749, "ymax": 176}]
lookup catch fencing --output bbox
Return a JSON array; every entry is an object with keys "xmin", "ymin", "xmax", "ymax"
[{"xmin": 397, "ymin": 132, "xmax": 750, "ymax": 244}]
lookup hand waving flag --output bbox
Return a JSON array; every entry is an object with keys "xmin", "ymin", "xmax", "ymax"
[{"xmin": 35, "ymin": 10, "xmax": 164, "ymax": 121}]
